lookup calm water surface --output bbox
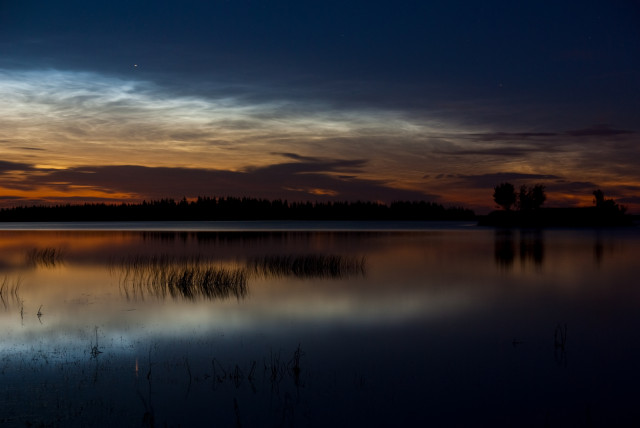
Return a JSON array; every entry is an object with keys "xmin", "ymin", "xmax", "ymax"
[{"xmin": 0, "ymin": 222, "xmax": 639, "ymax": 427}]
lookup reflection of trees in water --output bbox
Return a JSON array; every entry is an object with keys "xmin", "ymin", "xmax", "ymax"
[
  {"xmin": 593, "ymin": 232, "xmax": 619, "ymax": 266},
  {"xmin": 111, "ymin": 253, "xmax": 367, "ymax": 301},
  {"xmin": 594, "ymin": 237, "xmax": 603, "ymax": 265},
  {"xmin": 519, "ymin": 231, "xmax": 544, "ymax": 265},
  {"xmin": 247, "ymin": 254, "xmax": 366, "ymax": 279},
  {"xmin": 494, "ymin": 230, "xmax": 544, "ymax": 269},
  {"xmin": 494, "ymin": 231, "xmax": 516, "ymax": 268}
]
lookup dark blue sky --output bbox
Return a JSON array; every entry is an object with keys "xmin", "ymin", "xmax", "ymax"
[{"xmin": 1, "ymin": 0, "xmax": 639, "ymax": 211}]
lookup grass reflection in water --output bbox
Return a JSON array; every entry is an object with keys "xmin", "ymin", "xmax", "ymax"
[
  {"xmin": 25, "ymin": 247, "xmax": 65, "ymax": 268},
  {"xmin": 0, "ymin": 276, "xmax": 21, "ymax": 309},
  {"xmin": 247, "ymin": 254, "xmax": 366, "ymax": 279},
  {"xmin": 111, "ymin": 255, "xmax": 248, "ymax": 301},
  {"xmin": 110, "ymin": 253, "xmax": 366, "ymax": 302}
]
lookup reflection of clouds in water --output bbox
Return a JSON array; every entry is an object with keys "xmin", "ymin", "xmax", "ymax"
[
  {"xmin": 255, "ymin": 290, "xmax": 474, "ymax": 326},
  {"xmin": 0, "ymin": 225, "xmax": 639, "ymax": 426},
  {"xmin": 2, "ymin": 229, "xmax": 639, "ymax": 355}
]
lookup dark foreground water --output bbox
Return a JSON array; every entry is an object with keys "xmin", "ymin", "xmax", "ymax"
[{"xmin": 0, "ymin": 222, "xmax": 639, "ymax": 427}]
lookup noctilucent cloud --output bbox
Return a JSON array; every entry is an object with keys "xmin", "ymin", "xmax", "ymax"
[{"xmin": 1, "ymin": 1, "xmax": 639, "ymax": 213}]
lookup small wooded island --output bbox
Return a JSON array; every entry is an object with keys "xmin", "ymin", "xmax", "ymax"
[{"xmin": 478, "ymin": 183, "xmax": 633, "ymax": 227}]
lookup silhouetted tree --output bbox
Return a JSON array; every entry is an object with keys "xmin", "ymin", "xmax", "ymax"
[
  {"xmin": 530, "ymin": 184, "xmax": 546, "ymax": 209},
  {"xmin": 493, "ymin": 182, "xmax": 517, "ymax": 210},
  {"xmin": 593, "ymin": 189, "xmax": 626, "ymax": 213},
  {"xmin": 593, "ymin": 189, "xmax": 609, "ymax": 208},
  {"xmin": 518, "ymin": 184, "xmax": 546, "ymax": 211}
]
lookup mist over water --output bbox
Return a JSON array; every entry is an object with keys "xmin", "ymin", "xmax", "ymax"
[{"xmin": 0, "ymin": 224, "xmax": 639, "ymax": 426}]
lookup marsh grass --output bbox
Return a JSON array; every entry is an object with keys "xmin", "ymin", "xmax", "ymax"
[
  {"xmin": 26, "ymin": 247, "xmax": 65, "ymax": 268},
  {"xmin": 288, "ymin": 344, "xmax": 303, "ymax": 385},
  {"xmin": 111, "ymin": 255, "xmax": 248, "ymax": 301},
  {"xmin": 247, "ymin": 254, "xmax": 366, "ymax": 279},
  {"xmin": 554, "ymin": 323, "xmax": 567, "ymax": 350},
  {"xmin": 554, "ymin": 323, "xmax": 568, "ymax": 367},
  {"xmin": 0, "ymin": 339, "xmax": 351, "ymax": 427},
  {"xmin": 111, "ymin": 253, "xmax": 366, "ymax": 302},
  {"xmin": 212, "ymin": 346, "xmax": 304, "ymax": 392}
]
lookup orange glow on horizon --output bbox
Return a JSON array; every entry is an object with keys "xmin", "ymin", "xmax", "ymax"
[
  {"xmin": 1, "ymin": 70, "xmax": 638, "ymax": 215},
  {"xmin": 1, "ymin": 182, "xmax": 638, "ymax": 214},
  {"xmin": 0, "ymin": 186, "xmax": 138, "ymax": 206}
]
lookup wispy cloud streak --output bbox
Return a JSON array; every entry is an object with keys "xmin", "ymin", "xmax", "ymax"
[{"xmin": 1, "ymin": 69, "xmax": 638, "ymax": 212}]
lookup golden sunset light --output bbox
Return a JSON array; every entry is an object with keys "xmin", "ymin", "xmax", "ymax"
[
  {"xmin": 1, "ymin": 67, "xmax": 638, "ymax": 212},
  {"xmin": 1, "ymin": 4, "xmax": 639, "ymax": 426}
]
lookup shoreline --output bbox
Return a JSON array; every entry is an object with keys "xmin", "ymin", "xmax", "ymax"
[{"xmin": 477, "ymin": 207, "xmax": 635, "ymax": 228}]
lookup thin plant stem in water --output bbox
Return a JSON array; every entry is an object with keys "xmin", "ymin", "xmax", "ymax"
[{"xmin": 90, "ymin": 326, "xmax": 103, "ymax": 358}]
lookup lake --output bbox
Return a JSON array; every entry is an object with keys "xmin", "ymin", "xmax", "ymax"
[{"xmin": 1, "ymin": 222, "xmax": 639, "ymax": 427}]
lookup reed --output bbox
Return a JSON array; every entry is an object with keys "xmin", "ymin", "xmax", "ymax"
[
  {"xmin": 247, "ymin": 254, "xmax": 366, "ymax": 279},
  {"xmin": 554, "ymin": 323, "xmax": 568, "ymax": 367},
  {"xmin": 26, "ymin": 247, "xmax": 64, "ymax": 268},
  {"xmin": 111, "ymin": 252, "xmax": 366, "ymax": 302},
  {"xmin": 90, "ymin": 326, "xmax": 103, "ymax": 358},
  {"xmin": 112, "ymin": 255, "xmax": 248, "ymax": 302},
  {"xmin": 266, "ymin": 350, "xmax": 285, "ymax": 384},
  {"xmin": 211, "ymin": 346, "xmax": 303, "ymax": 391},
  {"xmin": 554, "ymin": 323, "xmax": 567, "ymax": 351},
  {"xmin": 288, "ymin": 344, "xmax": 303, "ymax": 389}
]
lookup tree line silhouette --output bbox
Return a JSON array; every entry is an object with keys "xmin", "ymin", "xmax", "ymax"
[
  {"xmin": 0, "ymin": 197, "xmax": 476, "ymax": 222},
  {"xmin": 493, "ymin": 183, "xmax": 546, "ymax": 211}
]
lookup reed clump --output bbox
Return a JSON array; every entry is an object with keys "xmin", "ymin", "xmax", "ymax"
[
  {"xmin": 112, "ymin": 253, "xmax": 365, "ymax": 301},
  {"xmin": 112, "ymin": 255, "xmax": 248, "ymax": 301},
  {"xmin": 26, "ymin": 247, "xmax": 64, "ymax": 268},
  {"xmin": 247, "ymin": 254, "xmax": 366, "ymax": 279},
  {"xmin": 211, "ymin": 345, "xmax": 304, "ymax": 390}
]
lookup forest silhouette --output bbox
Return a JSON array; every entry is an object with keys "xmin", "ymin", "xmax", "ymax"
[{"xmin": 0, "ymin": 197, "xmax": 475, "ymax": 222}]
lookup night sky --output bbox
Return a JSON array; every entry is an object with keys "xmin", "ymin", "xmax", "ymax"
[{"xmin": 1, "ymin": 1, "xmax": 639, "ymax": 213}]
